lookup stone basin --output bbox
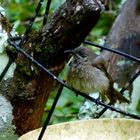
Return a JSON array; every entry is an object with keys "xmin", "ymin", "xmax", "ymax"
[{"xmin": 18, "ymin": 118, "xmax": 140, "ymax": 140}]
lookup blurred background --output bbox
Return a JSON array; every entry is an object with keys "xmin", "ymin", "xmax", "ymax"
[{"xmin": 1, "ymin": 0, "xmax": 130, "ymax": 125}]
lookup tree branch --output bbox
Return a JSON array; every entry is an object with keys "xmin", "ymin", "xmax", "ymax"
[{"xmin": 2, "ymin": 0, "xmax": 102, "ymax": 135}]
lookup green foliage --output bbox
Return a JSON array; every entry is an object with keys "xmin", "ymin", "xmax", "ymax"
[
  {"xmin": 2, "ymin": 0, "xmax": 124, "ymax": 125},
  {"xmin": 43, "ymin": 65, "xmax": 83, "ymax": 124},
  {"xmin": 86, "ymin": 0, "xmax": 124, "ymax": 44},
  {"xmin": 43, "ymin": 87, "xmax": 83, "ymax": 124},
  {"xmin": 43, "ymin": 0, "xmax": 124, "ymax": 124},
  {"xmin": 3, "ymin": 0, "xmax": 65, "ymax": 34}
]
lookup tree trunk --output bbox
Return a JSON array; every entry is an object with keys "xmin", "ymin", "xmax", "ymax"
[{"xmin": 1, "ymin": 0, "xmax": 102, "ymax": 135}]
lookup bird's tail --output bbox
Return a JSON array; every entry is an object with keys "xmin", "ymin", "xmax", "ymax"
[
  {"xmin": 106, "ymin": 87, "xmax": 129, "ymax": 105},
  {"xmin": 112, "ymin": 88, "xmax": 129, "ymax": 104}
]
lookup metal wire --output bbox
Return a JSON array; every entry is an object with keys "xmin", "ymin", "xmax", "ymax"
[
  {"xmin": 43, "ymin": 0, "xmax": 52, "ymax": 25},
  {"xmin": 3, "ymin": 1, "xmax": 140, "ymax": 139},
  {"xmin": 84, "ymin": 40, "xmax": 140, "ymax": 63},
  {"xmin": 19, "ymin": 0, "xmax": 44, "ymax": 46},
  {"xmin": 83, "ymin": 40, "xmax": 140, "ymax": 117},
  {"xmin": 96, "ymin": 70, "xmax": 140, "ymax": 118},
  {"xmin": 8, "ymin": 39, "xmax": 140, "ymax": 120},
  {"xmin": 38, "ymin": 85, "xmax": 63, "ymax": 140},
  {"xmin": 0, "ymin": 55, "xmax": 17, "ymax": 81},
  {"xmin": 0, "ymin": 0, "xmax": 44, "ymax": 82}
]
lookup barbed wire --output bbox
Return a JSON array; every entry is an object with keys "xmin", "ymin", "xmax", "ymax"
[
  {"xmin": 1, "ymin": 0, "xmax": 140, "ymax": 139},
  {"xmin": 8, "ymin": 38, "xmax": 140, "ymax": 140}
]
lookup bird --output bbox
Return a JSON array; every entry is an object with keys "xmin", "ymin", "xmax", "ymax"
[{"xmin": 65, "ymin": 46, "xmax": 129, "ymax": 105}]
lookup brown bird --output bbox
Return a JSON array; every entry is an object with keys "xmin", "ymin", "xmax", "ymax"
[{"xmin": 65, "ymin": 46, "xmax": 129, "ymax": 105}]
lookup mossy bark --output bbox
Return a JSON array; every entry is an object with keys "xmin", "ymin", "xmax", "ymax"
[{"xmin": 2, "ymin": 0, "xmax": 102, "ymax": 135}]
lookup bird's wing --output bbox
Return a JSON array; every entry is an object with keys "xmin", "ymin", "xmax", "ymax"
[{"xmin": 92, "ymin": 55, "xmax": 114, "ymax": 84}]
